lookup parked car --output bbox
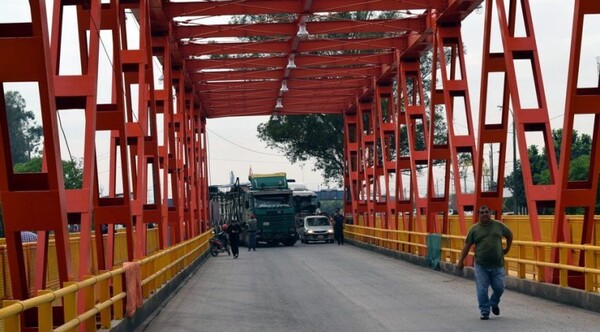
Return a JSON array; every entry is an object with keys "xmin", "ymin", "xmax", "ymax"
[{"xmin": 298, "ymin": 215, "xmax": 334, "ymax": 244}]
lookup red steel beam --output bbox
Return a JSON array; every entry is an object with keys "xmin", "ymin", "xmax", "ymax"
[
  {"xmin": 490, "ymin": 0, "xmax": 558, "ymax": 242},
  {"xmin": 399, "ymin": 58, "xmax": 429, "ymax": 233},
  {"xmin": 432, "ymin": 24, "xmax": 477, "ymax": 235},
  {"xmin": 196, "ymin": 81, "xmax": 282, "ymax": 92},
  {"xmin": 343, "ymin": 111, "xmax": 359, "ymax": 221},
  {"xmin": 174, "ymin": 17, "xmax": 425, "ymax": 39},
  {"xmin": 187, "ymin": 53, "xmax": 394, "ymax": 71},
  {"xmin": 368, "ymin": 84, "xmax": 390, "ymax": 237},
  {"xmin": 154, "ymin": 35, "xmax": 175, "ymax": 249},
  {"xmin": 0, "ymin": 0, "xmax": 72, "ymax": 302},
  {"xmin": 392, "ymin": 51, "xmax": 414, "ymax": 235},
  {"xmin": 356, "ymin": 100, "xmax": 373, "ymax": 226},
  {"xmin": 181, "ymin": 37, "xmax": 406, "ymax": 57},
  {"xmin": 551, "ymin": 0, "xmax": 600, "ymax": 288},
  {"xmin": 374, "ymin": 83, "xmax": 399, "ymax": 237},
  {"xmin": 166, "ymin": 0, "xmax": 445, "ymax": 17},
  {"xmin": 94, "ymin": 0, "xmax": 135, "ymax": 271},
  {"xmin": 360, "ymin": 88, "xmax": 384, "ymax": 228},
  {"xmin": 49, "ymin": 1, "xmax": 104, "ymax": 308},
  {"xmin": 121, "ymin": 0, "xmax": 164, "ymax": 258},
  {"xmin": 475, "ymin": 0, "xmax": 511, "ymax": 224},
  {"xmin": 427, "ymin": 33, "xmax": 453, "ymax": 234}
]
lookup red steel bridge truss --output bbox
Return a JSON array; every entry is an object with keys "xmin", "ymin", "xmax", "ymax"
[{"xmin": 0, "ymin": 0, "xmax": 598, "ymax": 303}]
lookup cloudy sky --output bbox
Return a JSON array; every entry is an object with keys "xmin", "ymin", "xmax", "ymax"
[{"xmin": 3, "ymin": 0, "xmax": 597, "ymax": 194}]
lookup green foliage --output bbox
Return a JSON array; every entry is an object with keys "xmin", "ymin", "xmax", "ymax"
[
  {"xmin": 12, "ymin": 156, "xmax": 42, "ymax": 173},
  {"xmin": 14, "ymin": 157, "xmax": 83, "ymax": 190},
  {"xmin": 318, "ymin": 200, "xmax": 344, "ymax": 216},
  {"xmin": 62, "ymin": 159, "xmax": 84, "ymax": 190},
  {"xmin": 504, "ymin": 161, "xmax": 526, "ymax": 211},
  {"xmin": 3, "ymin": 91, "xmax": 42, "ymax": 164},
  {"xmin": 505, "ymin": 129, "xmax": 593, "ymax": 214},
  {"xmin": 257, "ymin": 114, "xmax": 343, "ymax": 186}
]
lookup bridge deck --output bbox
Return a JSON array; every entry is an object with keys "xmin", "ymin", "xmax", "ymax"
[{"xmin": 140, "ymin": 243, "xmax": 598, "ymax": 331}]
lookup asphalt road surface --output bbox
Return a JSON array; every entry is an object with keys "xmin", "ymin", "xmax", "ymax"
[{"xmin": 141, "ymin": 242, "xmax": 599, "ymax": 332}]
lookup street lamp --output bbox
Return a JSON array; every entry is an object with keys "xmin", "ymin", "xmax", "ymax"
[{"xmin": 498, "ymin": 105, "xmax": 517, "ymax": 214}]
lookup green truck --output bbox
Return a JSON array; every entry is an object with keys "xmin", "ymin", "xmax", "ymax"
[
  {"xmin": 289, "ymin": 182, "xmax": 320, "ymax": 226},
  {"xmin": 224, "ymin": 172, "xmax": 298, "ymax": 246}
]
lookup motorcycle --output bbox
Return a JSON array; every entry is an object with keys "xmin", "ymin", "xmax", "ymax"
[{"xmin": 209, "ymin": 231, "xmax": 230, "ymax": 257}]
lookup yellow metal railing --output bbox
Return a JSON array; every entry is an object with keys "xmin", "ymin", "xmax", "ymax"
[
  {"xmin": 0, "ymin": 229, "xmax": 160, "ymax": 301},
  {"xmin": 346, "ymin": 224, "xmax": 600, "ymax": 293},
  {"xmin": 139, "ymin": 232, "xmax": 211, "ymax": 299},
  {"xmin": 0, "ymin": 230, "xmax": 211, "ymax": 331},
  {"xmin": 345, "ymin": 224, "xmax": 428, "ymax": 255}
]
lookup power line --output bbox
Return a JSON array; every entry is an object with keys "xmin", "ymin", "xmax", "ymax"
[
  {"xmin": 211, "ymin": 157, "xmax": 291, "ymax": 164},
  {"xmin": 207, "ymin": 128, "xmax": 282, "ymax": 156}
]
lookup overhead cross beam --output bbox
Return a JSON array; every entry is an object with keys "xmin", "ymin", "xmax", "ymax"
[{"xmin": 168, "ymin": 1, "xmax": 429, "ymax": 119}]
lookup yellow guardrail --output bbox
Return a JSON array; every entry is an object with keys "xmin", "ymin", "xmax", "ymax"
[
  {"xmin": 139, "ymin": 232, "xmax": 211, "ymax": 299},
  {"xmin": 0, "ymin": 230, "xmax": 211, "ymax": 331},
  {"xmin": 345, "ymin": 224, "xmax": 428, "ymax": 254},
  {"xmin": 0, "ymin": 229, "xmax": 160, "ymax": 300},
  {"xmin": 346, "ymin": 224, "xmax": 600, "ymax": 293}
]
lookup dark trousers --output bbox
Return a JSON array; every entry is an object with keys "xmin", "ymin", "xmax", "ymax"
[
  {"xmin": 248, "ymin": 231, "xmax": 257, "ymax": 250},
  {"xmin": 230, "ymin": 235, "xmax": 240, "ymax": 256},
  {"xmin": 334, "ymin": 228, "xmax": 344, "ymax": 244}
]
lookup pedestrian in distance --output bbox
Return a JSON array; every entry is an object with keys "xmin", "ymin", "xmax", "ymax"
[
  {"xmin": 247, "ymin": 214, "xmax": 257, "ymax": 251},
  {"xmin": 457, "ymin": 205, "xmax": 513, "ymax": 320},
  {"xmin": 332, "ymin": 208, "xmax": 345, "ymax": 245},
  {"xmin": 227, "ymin": 221, "xmax": 242, "ymax": 258},
  {"xmin": 219, "ymin": 224, "xmax": 229, "ymax": 253}
]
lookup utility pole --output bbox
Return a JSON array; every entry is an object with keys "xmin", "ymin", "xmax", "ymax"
[
  {"xmin": 489, "ymin": 144, "xmax": 494, "ymax": 191},
  {"xmin": 512, "ymin": 109, "xmax": 517, "ymax": 214},
  {"xmin": 499, "ymin": 105, "xmax": 518, "ymax": 214}
]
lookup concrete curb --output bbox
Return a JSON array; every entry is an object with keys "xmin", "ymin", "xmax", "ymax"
[
  {"xmin": 108, "ymin": 250, "xmax": 211, "ymax": 332},
  {"xmin": 347, "ymin": 239, "xmax": 600, "ymax": 314}
]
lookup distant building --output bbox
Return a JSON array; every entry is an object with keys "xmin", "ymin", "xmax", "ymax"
[{"xmin": 316, "ymin": 190, "xmax": 343, "ymax": 201}]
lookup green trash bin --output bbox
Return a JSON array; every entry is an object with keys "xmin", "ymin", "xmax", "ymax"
[{"xmin": 426, "ymin": 233, "xmax": 442, "ymax": 270}]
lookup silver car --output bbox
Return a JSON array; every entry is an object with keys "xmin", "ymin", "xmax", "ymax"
[{"xmin": 299, "ymin": 216, "xmax": 334, "ymax": 243}]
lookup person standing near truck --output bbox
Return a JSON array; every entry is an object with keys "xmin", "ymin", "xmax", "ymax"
[
  {"xmin": 332, "ymin": 208, "xmax": 345, "ymax": 245},
  {"xmin": 227, "ymin": 221, "xmax": 242, "ymax": 258},
  {"xmin": 247, "ymin": 214, "xmax": 257, "ymax": 251}
]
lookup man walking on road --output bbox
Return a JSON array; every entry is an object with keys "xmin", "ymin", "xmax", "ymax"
[
  {"xmin": 332, "ymin": 208, "xmax": 345, "ymax": 245},
  {"xmin": 227, "ymin": 221, "xmax": 242, "ymax": 258},
  {"xmin": 247, "ymin": 214, "xmax": 257, "ymax": 251},
  {"xmin": 457, "ymin": 205, "xmax": 513, "ymax": 320}
]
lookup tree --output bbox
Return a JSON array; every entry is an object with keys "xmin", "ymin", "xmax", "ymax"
[
  {"xmin": 503, "ymin": 160, "xmax": 525, "ymax": 212},
  {"xmin": 3, "ymin": 91, "xmax": 42, "ymax": 163},
  {"xmin": 1, "ymin": 92, "xmax": 82, "ymax": 235},
  {"xmin": 504, "ymin": 129, "xmax": 593, "ymax": 214},
  {"xmin": 13, "ymin": 156, "xmax": 83, "ymax": 189},
  {"xmin": 1, "ymin": 157, "xmax": 82, "ymax": 236},
  {"xmin": 258, "ymin": 114, "xmax": 344, "ymax": 185}
]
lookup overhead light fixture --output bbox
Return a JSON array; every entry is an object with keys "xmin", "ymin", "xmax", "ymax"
[
  {"xmin": 275, "ymin": 98, "xmax": 283, "ymax": 109},
  {"xmin": 280, "ymin": 81, "xmax": 289, "ymax": 93},
  {"xmin": 297, "ymin": 23, "xmax": 309, "ymax": 38},
  {"xmin": 272, "ymin": 112, "xmax": 280, "ymax": 122},
  {"xmin": 287, "ymin": 57, "xmax": 297, "ymax": 69}
]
